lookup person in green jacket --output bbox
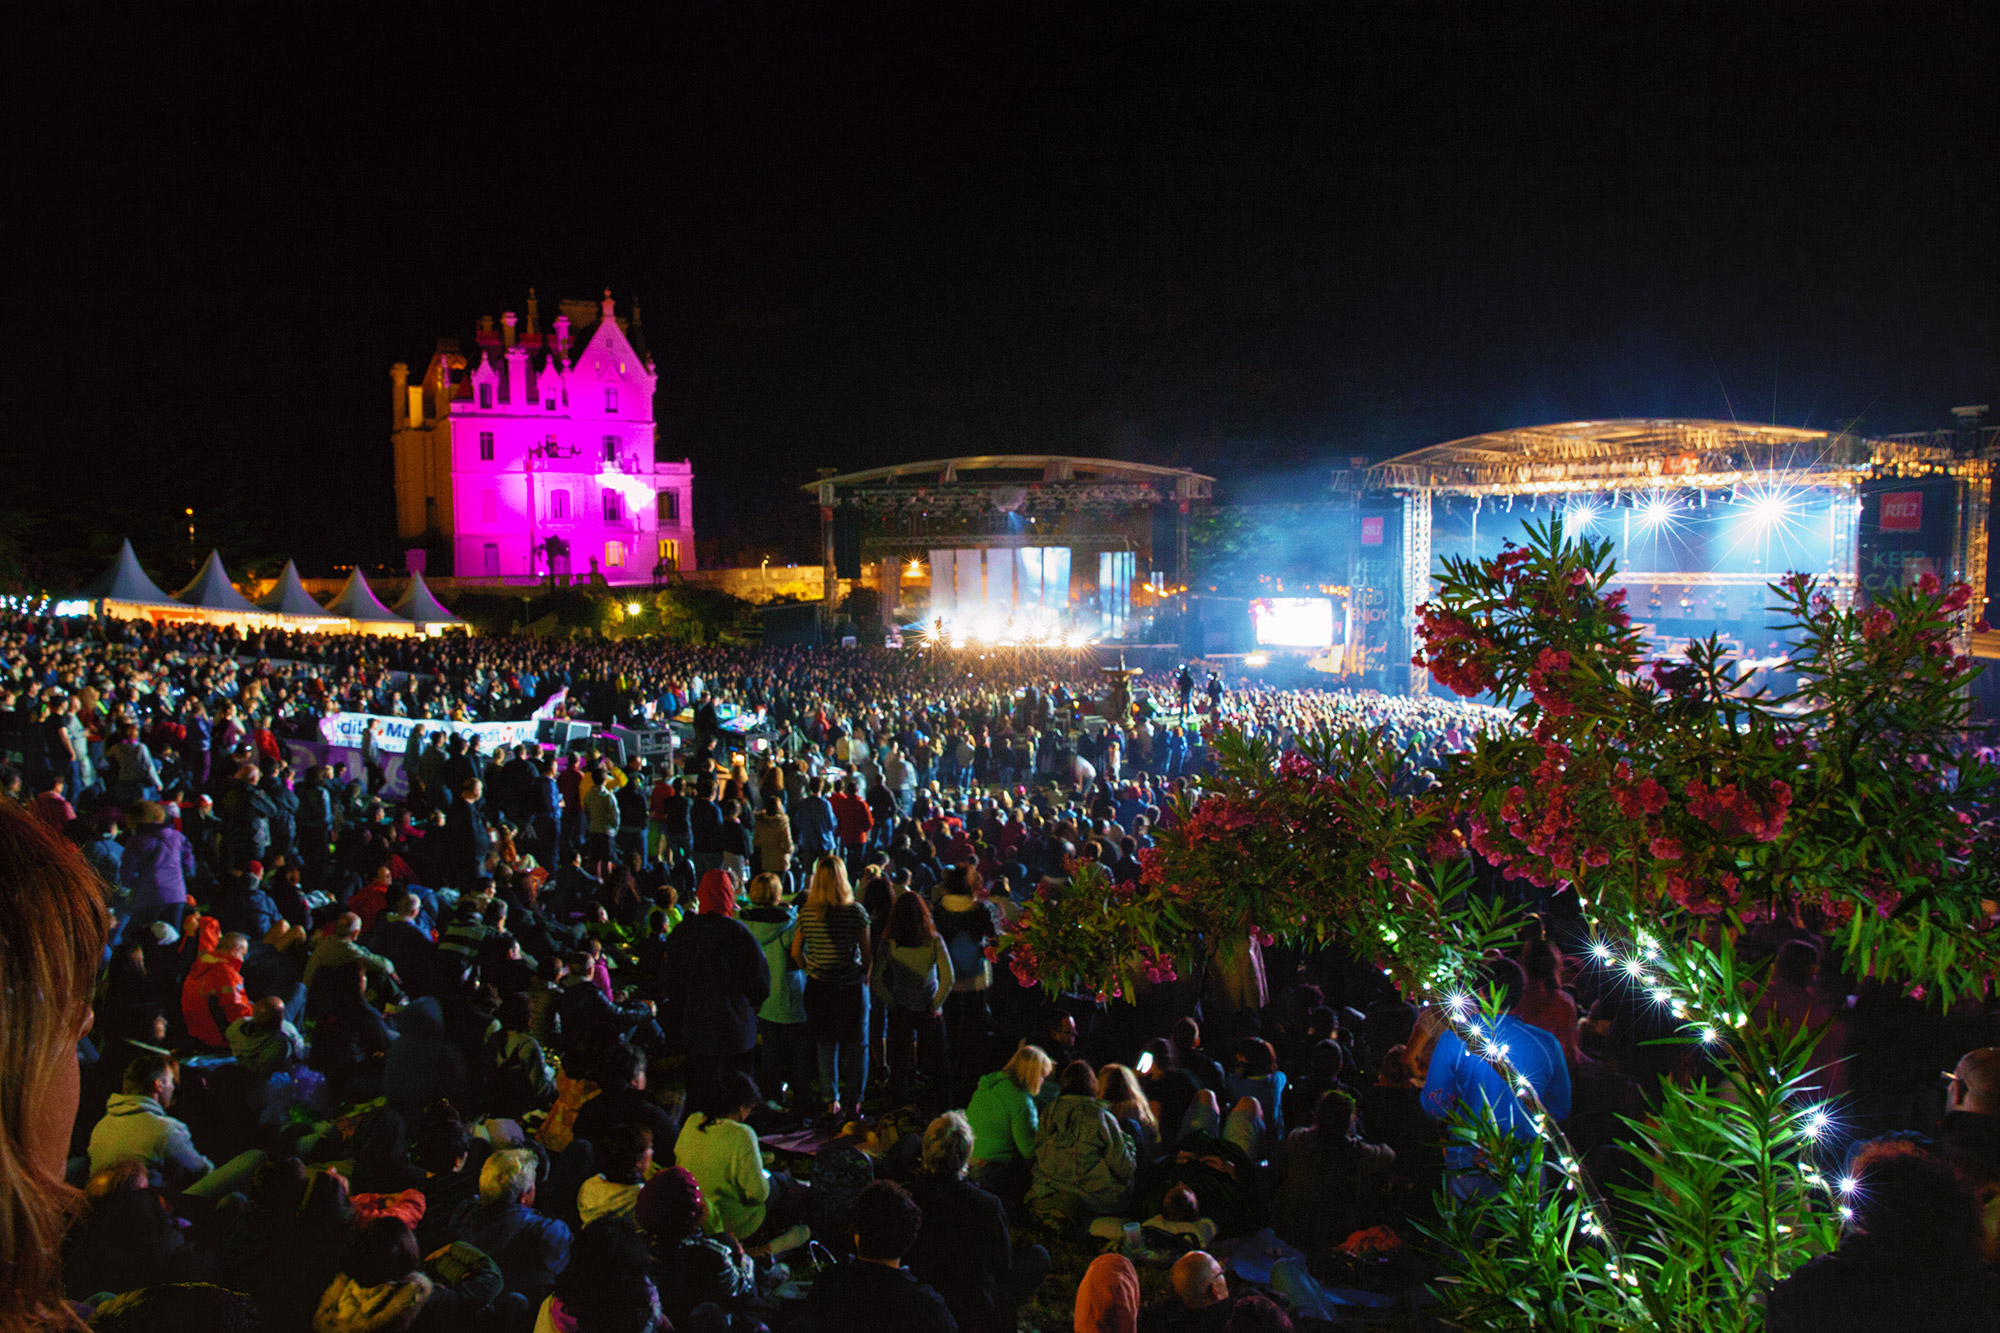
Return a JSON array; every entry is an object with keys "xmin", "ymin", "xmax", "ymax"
[
  {"xmin": 965, "ymin": 1043, "xmax": 1054, "ymax": 1201},
  {"xmin": 741, "ymin": 872, "xmax": 813, "ymax": 1111}
]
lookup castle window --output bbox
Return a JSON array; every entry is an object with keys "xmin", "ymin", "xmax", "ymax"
[
  {"xmin": 479, "ymin": 384, "xmax": 493, "ymax": 410},
  {"xmin": 605, "ymin": 387, "xmax": 619, "ymax": 413},
  {"xmin": 550, "ymin": 489, "xmax": 570, "ymax": 520},
  {"xmin": 657, "ymin": 539, "xmax": 679, "ymax": 571},
  {"xmin": 603, "ymin": 490, "xmax": 624, "ymax": 522},
  {"xmin": 658, "ymin": 490, "xmax": 679, "ymax": 523},
  {"xmin": 545, "ymin": 398, "xmax": 556, "ymax": 411},
  {"xmin": 480, "ymin": 490, "xmax": 498, "ymax": 523},
  {"xmin": 603, "ymin": 434, "xmax": 620, "ymax": 462},
  {"xmin": 606, "ymin": 540, "xmax": 627, "ymax": 567},
  {"xmin": 479, "ymin": 431, "xmax": 494, "ymax": 461}
]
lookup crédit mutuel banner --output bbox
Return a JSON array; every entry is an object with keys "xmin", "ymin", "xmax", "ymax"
[{"xmin": 319, "ymin": 712, "xmax": 545, "ymax": 753}]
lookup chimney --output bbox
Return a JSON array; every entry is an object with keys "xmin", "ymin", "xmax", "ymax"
[
  {"xmin": 502, "ymin": 311, "xmax": 517, "ymax": 348},
  {"xmin": 601, "ymin": 287, "xmax": 616, "ymax": 323},
  {"xmin": 391, "ymin": 362, "xmax": 409, "ymax": 427},
  {"xmin": 525, "ymin": 288, "xmax": 540, "ymax": 336},
  {"xmin": 553, "ymin": 313, "xmax": 571, "ymax": 357}
]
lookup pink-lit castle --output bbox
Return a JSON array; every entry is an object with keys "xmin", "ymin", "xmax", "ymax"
[{"xmin": 392, "ymin": 290, "xmax": 694, "ymax": 583}]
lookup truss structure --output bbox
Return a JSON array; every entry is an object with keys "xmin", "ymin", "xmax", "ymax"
[{"xmin": 1368, "ymin": 420, "xmax": 1997, "ymax": 690}]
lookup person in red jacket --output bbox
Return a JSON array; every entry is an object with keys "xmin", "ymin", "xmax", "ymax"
[
  {"xmin": 347, "ymin": 864, "xmax": 396, "ymax": 934},
  {"xmin": 182, "ymin": 920, "xmax": 254, "ymax": 1049},
  {"xmin": 828, "ymin": 776, "xmax": 874, "ymax": 861}
]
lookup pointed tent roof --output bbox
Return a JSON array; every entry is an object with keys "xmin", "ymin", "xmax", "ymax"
[
  {"xmin": 391, "ymin": 570, "xmax": 464, "ymax": 626},
  {"xmin": 258, "ymin": 560, "xmax": 335, "ymax": 617},
  {"xmin": 174, "ymin": 550, "xmax": 261, "ymax": 612},
  {"xmin": 75, "ymin": 539, "xmax": 176, "ymax": 604},
  {"xmin": 324, "ymin": 570, "xmax": 408, "ymax": 623}
]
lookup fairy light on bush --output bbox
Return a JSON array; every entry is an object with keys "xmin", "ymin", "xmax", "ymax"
[{"xmin": 1577, "ymin": 927, "xmax": 1854, "ymax": 1225}]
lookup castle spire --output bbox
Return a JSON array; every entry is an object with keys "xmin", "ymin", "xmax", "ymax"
[
  {"xmin": 525, "ymin": 288, "xmax": 540, "ymax": 336},
  {"xmin": 600, "ymin": 288, "xmax": 616, "ymax": 322}
]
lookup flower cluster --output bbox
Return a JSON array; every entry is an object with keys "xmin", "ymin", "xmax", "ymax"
[
  {"xmin": 1134, "ymin": 945, "xmax": 1179, "ymax": 985},
  {"xmin": 1413, "ymin": 602, "xmax": 1500, "ymax": 697},
  {"xmin": 1684, "ymin": 778, "xmax": 1792, "ymax": 842},
  {"xmin": 1527, "ymin": 648, "xmax": 1575, "ymax": 715}
]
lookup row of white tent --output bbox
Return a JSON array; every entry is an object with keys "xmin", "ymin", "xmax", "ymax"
[{"xmin": 73, "ymin": 540, "xmax": 465, "ymax": 633}]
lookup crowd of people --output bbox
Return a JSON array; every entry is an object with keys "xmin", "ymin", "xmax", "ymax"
[{"xmin": 7, "ymin": 610, "xmax": 1988, "ymax": 1332}]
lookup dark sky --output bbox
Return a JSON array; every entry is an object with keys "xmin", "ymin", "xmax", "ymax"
[{"xmin": 13, "ymin": 3, "xmax": 1996, "ymax": 577}]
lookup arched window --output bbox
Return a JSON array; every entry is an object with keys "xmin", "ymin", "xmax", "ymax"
[{"xmin": 549, "ymin": 489, "xmax": 571, "ymax": 520}]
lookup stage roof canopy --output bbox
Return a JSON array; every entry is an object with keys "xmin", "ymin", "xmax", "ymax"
[
  {"xmin": 809, "ymin": 455, "xmax": 1215, "ymax": 492},
  {"xmin": 1367, "ymin": 418, "xmax": 1977, "ymax": 497}
]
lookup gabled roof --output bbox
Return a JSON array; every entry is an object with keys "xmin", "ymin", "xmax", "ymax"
[
  {"xmin": 76, "ymin": 539, "xmax": 176, "ymax": 604},
  {"xmin": 175, "ymin": 550, "xmax": 260, "ymax": 612},
  {"xmin": 571, "ymin": 294, "xmax": 658, "ymax": 388},
  {"xmin": 324, "ymin": 570, "xmax": 408, "ymax": 623},
  {"xmin": 391, "ymin": 571, "xmax": 465, "ymax": 626},
  {"xmin": 258, "ymin": 560, "xmax": 336, "ymax": 617}
]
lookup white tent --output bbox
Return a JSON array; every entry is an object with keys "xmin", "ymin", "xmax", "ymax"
[
  {"xmin": 390, "ymin": 570, "xmax": 466, "ymax": 627},
  {"xmin": 324, "ymin": 570, "xmax": 410, "ymax": 626},
  {"xmin": 258, "ymin": 560, "xmax": 338, "ymax": 618},
  {"xmin": 174, "ymin": 550, "xmax": 261, "ymax": 613},
  {"xmin": 75, "ymin": 539, "xmax": 176, "ymax": 605}
]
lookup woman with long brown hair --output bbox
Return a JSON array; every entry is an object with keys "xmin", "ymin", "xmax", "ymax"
[{"xmin": 0, "ymin": 798, "xmax": 111, "ymax": 1329}]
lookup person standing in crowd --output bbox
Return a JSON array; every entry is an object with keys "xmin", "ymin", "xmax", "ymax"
[
  {"xmin": 445, "ymin": 776, "xmax": 491, "ymax": 890},
  {"xmin": 690, "ymin": 777, "xmax": 726, "ymax": 879},
  {"xmin": 664, "ymin": 869, "xmax": 769, "ymax": 1114},
  {"xmin": 874, "ymin": 890, "xmax": 955, "ymax": 1117},
  {"xmin": 792, "ymin": 854, "xmax": 874, "ymax": 1121},
  {"xmin": 743, "ymin": 870, "xmax": 813, "ymax": 1112}
]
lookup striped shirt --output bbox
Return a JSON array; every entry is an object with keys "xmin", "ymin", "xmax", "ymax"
[{"xmin": 798, "ymin": 902, "xmax": 871, "ymax": 985}]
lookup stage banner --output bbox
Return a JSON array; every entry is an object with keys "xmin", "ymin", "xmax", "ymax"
[
  {"xmin": 279, "ymin": 738, "xmax": 408, "ymax": 800},
  {"xmin": 319, "ymin": 711, "xmax": 542, "ymax": 754},
  {"xmin": 929, "ymin": 549, "xmax": 957, "ymax": 620}
]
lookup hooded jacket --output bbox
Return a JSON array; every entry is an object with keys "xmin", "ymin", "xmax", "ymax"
[
  {"xmin": 965, "ymin": 1069, "xmax": 1039, "ymax": 1165},
  {"xmin": 1026, "ymin": 1093, "xmax": 1136, "ymax": 1217},
  {"xmin": 87, "ymin": 1092, "xmax": 214, "ymax": 1186},
  {"xmin": 311, "ymin": 1272, "xmax": 433, "ymax": 1333},
  {"xmin": 740, "ymin": 905, "xmax": 806, "ymax": 1025},
  {"xmin": 118, "ymin": 821, "xmax": 196, "ymax": 914},
  {"xmin": 664, "ymin": 880, "xmax": 770, "ymax": 1056},
  {"xmin": 182, "ymin": 917, "xmax": 253, "ymax": 1048}
]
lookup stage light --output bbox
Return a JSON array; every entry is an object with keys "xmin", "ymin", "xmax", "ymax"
[
  {"xmin": 1562, "ymin": 501, "xmax": 1602, "ymax": 535},
  {"xmin": 1638, "ymin": 495, "xmax": 1676, "ymax": 528},
  {"xmin": 1244, "ymin": 653, "xmax": 1269, "ymax": 667},
  {"xmin": 1750, "ymin": 492, "xmax": 1790, "ymax": 527}
]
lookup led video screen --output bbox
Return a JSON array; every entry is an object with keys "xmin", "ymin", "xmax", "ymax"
[{"xmin": 1250, "ymin": 597, "xmax": 1334, "ymax": 648}]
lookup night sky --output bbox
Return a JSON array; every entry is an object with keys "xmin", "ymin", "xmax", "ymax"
[{"xmin": 12, "ymin": 4, "xmax": 1995, "ymax": 581}]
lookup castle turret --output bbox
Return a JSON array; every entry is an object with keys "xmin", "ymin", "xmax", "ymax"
[{"xmin": 391, "ymin": 362, "xmax": 409, "ymax": 427}]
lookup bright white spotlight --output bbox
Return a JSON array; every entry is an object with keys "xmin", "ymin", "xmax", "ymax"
[
  {"xmin": 1751, "ymin": 492, "xmax": 1791, "ymax": 527},
  {"xmin": 1563, "ymin": 501, "xmax": 1602, "ymax": 535},
  {"xmin": 1639, "ymin": 495, "xmax": 1676, "ymax": 528}
]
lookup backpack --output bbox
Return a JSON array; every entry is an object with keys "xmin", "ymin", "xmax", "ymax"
[
  {"xmin": 944, "ymin": 916, "xmax": 991, "ymax": 989},
  {"xmin": 887, "ymin": 944, "xmax": 941, "ymax": 1012}
]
